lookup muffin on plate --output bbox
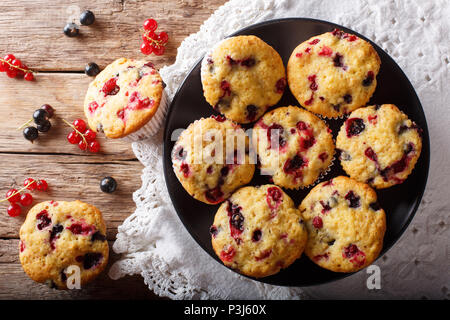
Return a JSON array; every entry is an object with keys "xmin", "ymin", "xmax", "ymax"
[
  {"xmin": 211, "ymin": 185, "xmax": 308, "ymax": 277},
  {"xmin": 84, "ymin": 58, "xmax": 168, "ymax": 141},
  {"xmin": 299, "ymin": 176, "xmax": 386, "ymax": 273},
  {"xmin": 336, "ymin": 104, "xmax": 422, "ymax": 189},
  {"xmin": 19, "ymin": 200, "xmax": 109, "ymax": 289},
  {"xmin": 287, "ymin": 29, "xmax": 381, "ymax": 118},
  {"xmin": 172, "ymin": 116, "xmax": 255, "ymax": 205},
  {"xmin": 252, "ymin": 106, "xmax": 335, "ymax": 189},
  {"xmin": 201, "ymin": 35, "xmax": 286, "ymax": 123}
]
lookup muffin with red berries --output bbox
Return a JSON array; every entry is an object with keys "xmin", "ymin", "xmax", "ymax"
[
  {"xmin": 336, "ymin": 104, "xmax": 422, "ymax": 188},
  {"xmin": 299, "ymin": 176, "xmax": 386, "ymax": 273},
  {"xmin": 211, "ymin": 185, "xmax": 307, "ymax": 277},
  {"xmin": 172, "ymin": 116, "xmax": 255, "ymax": 205},
  {"xmin": 287, "ymin": 29, "xmax": 380, "ymax": 118},
  {"xmin": 201, "ymin": 35, "xmax": 286, "ymax": 123},
  {"xmin": 252, "ymin": 106, "xmax": 335, "ymax": 189},
  {"xmin": 84, "ymin": 58, "xmax": 168, "ymax": 141},
  {"xmin": 19, "ymin": 200, "xmax": 109, "ymax": 289}
]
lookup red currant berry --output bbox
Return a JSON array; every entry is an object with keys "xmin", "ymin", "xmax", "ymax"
[
  {"xmin": 36, "ymin": 179, "xmax": 48, "ymax": 191},
  {"xmin": 158, "ymin": 31, "xmax": 169, "ymax": 44},
  {"xmin": 6, "ymin": 189, "xmax": 20, "ymax": 203},
  {"xmin": 78, "ymin": 140, "xmax": 87, "ymax": 150},
  {"xmin": 3, "ymin": 54, "xmax": 15, "ymax": 62},
  {"xmin": 0, "ymin": 61, "xmax": 8, "ymax": 72},
  {"xmin": 140, "ymin": 42, "xmax": 153, "ymax": 55},
  {"xmin": 142, "ymin": 32, "xmax": 155, "ymax": 44},
  {"xmin": 20, "ymin": 193, "xmax": 33, "ymax": 206},
  {"xmin": 6, "ymin": 68, "xmax": 17, "ymax": 78},
  {"xmin": 23, "ymin": 178, "xmax": 37, "ymax": 190},
  {"xmin": 143, "ymin": 19, "xmax": 157, "ymax": 31},
  {"xmin": 67, "ymin": 131, "xmax": 81, "ymax": 144},
  {"xmin": 12, "ymin": 59, "xmax": 24, "ymax": 77},
  {"xmin": 88, "ymin": 140, "xmax": 100, "ymax": 153},
  {"xmin": 72, "ymin": 119, "xmax": 87, "ymax": 133},
  {"xmin": 7, "ymin": 203, "xmax": 21, "ymax": 217},
  {"xmin": 24, "ymin": 72, "xmax": 34, "ymax": 81},
  {"xmin": 153, "ymin": 45, "xmax": 165, "ymax": 56},
  {"xmin": 84, "ymin": 129, "xmax": 97, "ymax": 142}
]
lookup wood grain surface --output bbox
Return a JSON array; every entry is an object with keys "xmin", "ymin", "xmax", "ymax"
[{"xmin": 0, "ymin": 0, "xmax": 227, "ymax": 300}]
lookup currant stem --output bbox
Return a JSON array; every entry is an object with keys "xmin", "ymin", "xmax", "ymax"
[
  {"xmin": 0, "ymin": 58, "xmax": 35, "ymax": 74},
  {"xmin": 62, "ymin": 118, "xmax": 88, "ymax": 148},
  {"xmin": 0, "ymin": 181, "xmax": 35, "ymax": 203},
  {"xmin": 143, "ymin": 32, "xmax": 165, "ymax": 49},
  {"xmin": 17, "ymin": 119, "xmax": 33, "ymax": 130}
]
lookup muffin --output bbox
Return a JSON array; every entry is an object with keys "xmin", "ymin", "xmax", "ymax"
[
  {"xmin": 19, "ymin": 200, "xmax": 109, "ymax": 289},
  {"xmin": 336, "ymin": 104, "xmax": 422, "ymax": 189},
  {"xmin": 84, "ymin": 58, "xmax": 168, "ymax": 141},
  {"xmin": 252, "ymin": 106, "xmax": 335, "ymax": 189},
  {"xmin": 172, "ymin": 116, "xmax": 255, "ymax": 205},
  {"xmin": 287, "ymin": 29, "xmax": 381, "ymax": 118},
  {"xmin": 211, "ymin": 185, "xmax": 308, "ymax": 277},
  {"xmin": 201, "ymin": 35, "xmax": 286, "ymax": 123},
  {"xmin": 299, "ymin": 176, "xmax": 386, "ymax": 273}
]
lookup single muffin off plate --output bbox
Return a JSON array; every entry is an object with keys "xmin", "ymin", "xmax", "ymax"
[
  {"xmin": 19, "ymin": 200, "xmax": 109, "ymax": 289},
  {"xmin": 84, "ymin": 58, "xmax": 168, "ymax": 141},
  {"xmin": 201, "ymin": 35, "xmax": 286, "ymax": 124}
]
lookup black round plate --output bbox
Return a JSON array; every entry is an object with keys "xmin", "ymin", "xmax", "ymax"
[{"xmin": 163, "ymin": 18, "xmax": 430, "ymax": 286}]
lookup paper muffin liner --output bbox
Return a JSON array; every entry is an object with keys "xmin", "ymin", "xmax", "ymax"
[{"xmin": 123, "ymin": 89, "xmax": 169, "ymax": 142}]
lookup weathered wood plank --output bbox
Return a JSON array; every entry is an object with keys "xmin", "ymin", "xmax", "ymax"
[
  {"xmin": 0, "ymin": 239, "xmax": 162, "ymax": 299},
  {"xmin": 0, "ymin": 0, "xmax": 227, "ymax": 71},
  {"xmin": 0, "ymin": 154, "xmax": 143, "ymax": 239},
  {"xmin": 0, "ymin": 73, "xmax": 136, "ymax": 157}
]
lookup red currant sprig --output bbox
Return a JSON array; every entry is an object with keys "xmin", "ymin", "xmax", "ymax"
[
  {"xmin": 140, "ymin": 19, "xmax": 168, "ymax": 56},
  {"xmin": 63, "ymin": 118, "xmax": 100, "ymax": 153},
  {"xmin": 0, "ymin": 54, "xmax": 35, "ymax": 81},
  {"xmin": 1, "ymin": 178, "xmax": 48, "ymax": 217}
]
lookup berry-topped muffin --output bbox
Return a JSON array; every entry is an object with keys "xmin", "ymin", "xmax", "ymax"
[
  {"xmin": 336, "ymin": 104, "xmax": 422, "ymax": 189},
  {"xmin": 211, "ymin": 185, "xmax": 308, "ymax": 278},
  {"xmin": 172, "ymin": 116, "xmax": 255, "ymax": 205},
  {"xmin": 201, "ymin": 35, "xmax": 286, "ymax": 123},
  {"xmin": 19, "ymin": 200, "xmax": 109, "ymax": 289},
  {"xmin": 287, "ymin": 29, "xmax": 381, "ymax": 118},
  {"xmin": 299, "ymin": 176, "xmax": 386, "ymax": 273},
  {"xmin": 84, "ymin": 58, "xmax": 168, "ymax": 140},
  {"xmin": 252, "ymin": 106, "xmax": 335, "ymax": 189}
]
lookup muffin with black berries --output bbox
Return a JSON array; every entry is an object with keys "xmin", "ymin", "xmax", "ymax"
[
  {"xmin": 84, "ymin": 58, "xmax": 168, "ymax": 141},
  {"xmin": 287, "ymin": 29, "xmax": 380, "ymax": 118},
  {"xmin": 336, "ymin": 104, "xmax": 422, "ymax": 189},
  {"xmin": 172, "ymin": 116, "xmax": 255, "ymax": 205},
  {"xmin": 201, "ymin": 35, "xmax": 286, "ymax": 124}
]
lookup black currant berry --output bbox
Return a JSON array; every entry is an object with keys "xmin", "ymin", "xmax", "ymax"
[
  {"xmin": 63, "ymin": 23, "xmax": 79, "ymax": 37},
  {"xmin": 33, "ymin": 109, "xmax": 49, "ymax": 125},
  {"xmin": 23, "ymin": 126, "xmax": 39, "ymax": 142},
  {"xmin": 100, "ymin": 177, "xmax": 117, "ymax": 193},
  {"xmin": 85, "ymin": 62, "xmax": 100, "ymax": 77},
  {"xmin": 40, "ymin": 104, "xmax": 54, "ymax": 118},
  {"xmin": 80, "ymin": 10, "xmax": 95, "ymax": 26},
  {"xmin": 37, "ymin": 120, "xmax": 51, "ymax": 132}
]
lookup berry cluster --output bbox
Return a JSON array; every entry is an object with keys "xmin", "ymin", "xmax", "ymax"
[
  {"xmin": 2, "ymin": 178, "xmax": 48, "ymax": 217},
  {"xmin": 64, "ymin": 10, "xmax": 95, "ymax": 37},
  {"xmin": 64, "ymin": 118, "xmax": 100, "ymax": 153},
  {"xmin": 140, "ymin": 19, "xmax": 168, "ymax": 56},
  {"xmin": 20, "ymin": 104, "xmax": 55, "ymax": 142},
  {"xmin": 0, "ymin": 54, "xmax": 34, "ymax": 81}
]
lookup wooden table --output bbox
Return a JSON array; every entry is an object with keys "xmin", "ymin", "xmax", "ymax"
[{"xmin": 0, "ymin": 0, "xmax": 226, "ymax": 300}]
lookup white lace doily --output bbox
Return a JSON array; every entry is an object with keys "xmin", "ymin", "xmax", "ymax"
[{"xmin": 109, "ymin": 0, "xmax": 450, "ymax": 299}]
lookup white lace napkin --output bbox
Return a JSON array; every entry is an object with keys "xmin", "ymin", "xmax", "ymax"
[{"xmin": 109, "ymin": 0, "xmax": 450, "ymax": 299}]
